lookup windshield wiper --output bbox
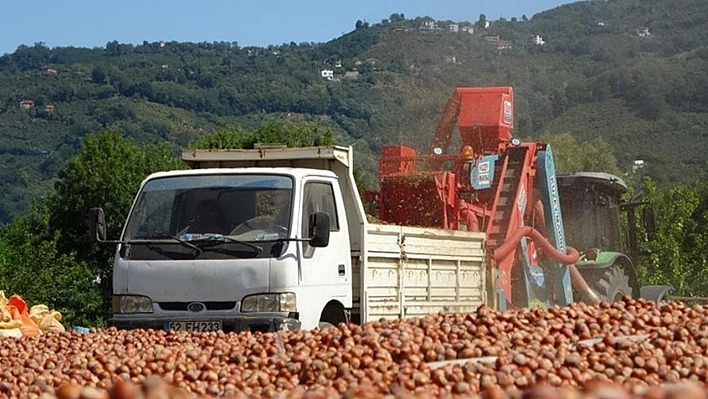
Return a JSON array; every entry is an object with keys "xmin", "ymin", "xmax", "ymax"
[
  {"xmin": 190, "ymin": 234, "xmax": 263, "ymax": 255},
  {"xmin": 132, "ymin": 233, "xmax": 203, "ymax": 254}
]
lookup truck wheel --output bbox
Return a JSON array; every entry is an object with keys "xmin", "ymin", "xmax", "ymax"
[
  {"xmin": 319, "ymin": 301, "xmax": 347, "ymax": 329},
  {"xmin": 318, "ymin": 322, "xmax": 335, "ymax": 330},
  {"xmin": 591, "ymin": 265, "xmax": 632, "ymax": 302}
]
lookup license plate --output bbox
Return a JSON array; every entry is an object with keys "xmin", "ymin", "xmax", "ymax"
[{"xmin": 165, "ymin": 321, "xmax": 222, "ymax": 332}]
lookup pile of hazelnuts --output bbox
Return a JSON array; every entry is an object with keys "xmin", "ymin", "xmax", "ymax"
[{"xmin": 1, "ymin": 298, "xmax": 706, "ymax": 399}]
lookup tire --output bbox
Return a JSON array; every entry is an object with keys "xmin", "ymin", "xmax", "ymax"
[{"xmin": 590, "ymin": 265, "xmax": 633, "ymax": 302}]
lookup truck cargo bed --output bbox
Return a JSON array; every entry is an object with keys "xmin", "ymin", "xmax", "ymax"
[{"xmin": 354, "ymin": 224, "xmax": 486, "ymax": 323}]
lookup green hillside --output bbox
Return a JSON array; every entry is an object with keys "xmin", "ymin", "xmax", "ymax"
[{"xmin": 1, "ymin": 0, "xmax": 708, "ymax": 224}]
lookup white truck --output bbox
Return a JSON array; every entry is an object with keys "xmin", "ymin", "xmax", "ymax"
[{"xmin": 90, "ymin": 146, "xmax": 486, "ymax": 332}]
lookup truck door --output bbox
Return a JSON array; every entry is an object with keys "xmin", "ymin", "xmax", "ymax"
[{"xmin": 298, "ymin": 179, "xmax": 351, "ymax": 328}]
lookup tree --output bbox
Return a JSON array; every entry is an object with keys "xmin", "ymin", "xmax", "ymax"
[
  {"xmin": 637, "ymin": 178, "xmax": 708, "ymax": 295},
  {"xmin": 191, "ymin": 123, "xmax": 334, "ymax": 150},
  {"xmin": 538, "ymin": 132, "xmax": 622, "ymax": 176},
  {"xmin": 476, "ymin": 14, "xmax": 488, "ymax": 28},
  {"xmin": 91, "ymin": 66, "xmax": 107, "ymax": 84},
  {"xmin": 550, "ymin": 89, "xmax": 569, "ymax": 117},
  {"xmin": 389, "ymin": 13, "xmax": 405, "ymax": 23},
  {"xmin": 13, "ymin": 42, "xmax": 51, "ymax": 71},
  {"xmin": 0, "ymin": 207, "xmax": 104, "ymax": 327}
]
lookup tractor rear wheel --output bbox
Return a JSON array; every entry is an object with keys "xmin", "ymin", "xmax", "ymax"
[{"xmin": 590, "ymin": 265, "xmax": 633, "ymax": 302}]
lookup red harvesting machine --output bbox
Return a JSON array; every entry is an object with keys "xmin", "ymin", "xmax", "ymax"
[{"xmin": 372, "ymin": 87, "xmax": 592, "ymax": 310}]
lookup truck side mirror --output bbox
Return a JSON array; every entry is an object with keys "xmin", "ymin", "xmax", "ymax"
[
  {"xmin": 642, "ymin": 206, "xmax": 657, "ymax": 240},
  {"xmin": 88, "ymin": 207, "xmax": 107, "ymax": 242},
  {"xmin": 309, "ymin": 212, "xmax": 330, "ymax": 247}
]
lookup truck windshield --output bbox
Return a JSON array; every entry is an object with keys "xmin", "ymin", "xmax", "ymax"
[{"xmin": 122, "ymin": 174, "xmax": 293, "ymax": 259}]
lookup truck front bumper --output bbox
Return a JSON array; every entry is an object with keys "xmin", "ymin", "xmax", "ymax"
[{"xmin": 107, "ymin": 314, "xmax": 301, "ymax": 333}]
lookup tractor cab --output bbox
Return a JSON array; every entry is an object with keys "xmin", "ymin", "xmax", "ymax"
[
  {"xmin": 556, "ymin": 172, "xmax": 639, "ymax": 301},
  {"xmin": 557, "ymin": 172, "xmax": 626, "ymax": 254}
]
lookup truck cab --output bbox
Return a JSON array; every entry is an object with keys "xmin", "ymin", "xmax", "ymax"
[{"xmin": 106, "ymin": 166, "xmax": 351, "ymax": 332}]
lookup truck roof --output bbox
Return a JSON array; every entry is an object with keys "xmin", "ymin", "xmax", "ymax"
[
  {"xmin": 181, "ymin": 145, "xmax": 352, "ymax": 169},
  {"xmin": 143, "ymin": 167, "xmax": 338, "ymax": 182}
]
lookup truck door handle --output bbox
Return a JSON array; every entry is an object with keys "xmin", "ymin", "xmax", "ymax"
[{"xmin": 338, "ymin": 264, "xmax": 345, "ymax": 276}]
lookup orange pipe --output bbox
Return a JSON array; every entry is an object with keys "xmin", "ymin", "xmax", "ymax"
[
  {"xmin": 459, "ymin": 199, "xmax": 481, "ymax": 232},
  {"xmin": 492, "ymin": 225, "xmax": 579, "ymax": 264},
  {"xmin": 492, "ymin": 226, "xmax": 603, "ymax": 305}
]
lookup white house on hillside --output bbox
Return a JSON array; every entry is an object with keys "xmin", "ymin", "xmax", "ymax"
[
  {"xmin": 526, "ymin": 35, "xmax": 545, "ymax": 47},
  {"xmin": 635, "ymin": 27, "xmax": 650, "ymax": 37},
  {"xmin": 461, "ymin": 25, "xmax": 475, "ymax": 34},
  {"xmin": 419, "ymin": 20, "xmax": 437, "ymax": 31},
  {"xmin": 320, "ymin": 69, "xmax": 334, "ymax": 80}
]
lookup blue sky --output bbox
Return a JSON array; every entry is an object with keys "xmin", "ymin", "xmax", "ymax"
[{"xmin": 1, "ymin": 1, "xmax": 576, "ymax": 56}]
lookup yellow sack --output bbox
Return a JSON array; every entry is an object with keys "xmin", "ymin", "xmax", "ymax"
[
  {"xmin": 39, "ymin": 311, "xmax": 65, "ymax": 333},
  {"xmin": 0, "ymin": 328, "xmax": 22, "ymax": 338},
  {"xmin": 0, "ymin": 291, "xmax": 24, "ymax": 338},
  {"xmin": 0, "ymin": 291, "xmax": 11, "ymax": 323},
  {"xmin": 0, "ymin": 292, "xmax": 65, "ymax": 335},
  {"xmin": 30, "ymin": 305, "xmax": 65, "ymax": 334},
  {"xmin": 29, "ymin": 304, "xmax": 50, "ymax": 324},
  {"xmin": 0, "ymin": 319, "xmax": 21, "ymax": 329}
]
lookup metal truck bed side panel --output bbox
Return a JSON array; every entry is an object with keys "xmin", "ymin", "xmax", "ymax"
[{"xmin": 358, "ymin": 224, "xmax": 486, "ymax": 323}]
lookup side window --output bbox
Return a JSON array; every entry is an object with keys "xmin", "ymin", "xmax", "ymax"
[{"xmin": 301, "ymin": 182, "xmax": 339, "ymax": 258}]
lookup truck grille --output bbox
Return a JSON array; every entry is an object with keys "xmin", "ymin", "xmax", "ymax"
[{"xmin": 158, "ymin": 302, "xmax": 237, "ymax": 311}]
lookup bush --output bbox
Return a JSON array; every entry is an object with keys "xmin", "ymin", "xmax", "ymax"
[{"xmin": 0, "ymin": 208, "xmax": 104, "ymax": 327}]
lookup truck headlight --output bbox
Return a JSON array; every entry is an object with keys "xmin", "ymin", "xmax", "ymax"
[
  {"xmin": 113, "ymin": 295, "xmax": 153, "ymax": 314},
  {"xmin": 241, "ymin": 292, "xmax": 297, "ymax": 313}
]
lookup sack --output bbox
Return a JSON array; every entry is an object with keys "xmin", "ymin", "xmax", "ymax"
[
  {"xmin": 0, "ymin": 292, "xmax": 64, "ymax": 336},
  {"xmin": 0, "ymin": 291, "xmax": 11, "ymax": 323},
  {"xmin": 0, "ymin": 319, "xmax": 22, "ymax": 329},
  {"xmin": 7, "ymin": 294, "xmax": 28, "ymax": 314},
  {"xmin": 0, "ymin": 328, "xmax": 22, "ymax": 338},
  {"xmin": 5, "ymin": 294, "xmax": 40, "ymax": 337},
  {"xmin": 29, "ymin": 304, "xmax": 50, "ymax": 321},
  {"xmin": 32, "ymin": 306, "xmax": 65, "ymax": 333}
]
